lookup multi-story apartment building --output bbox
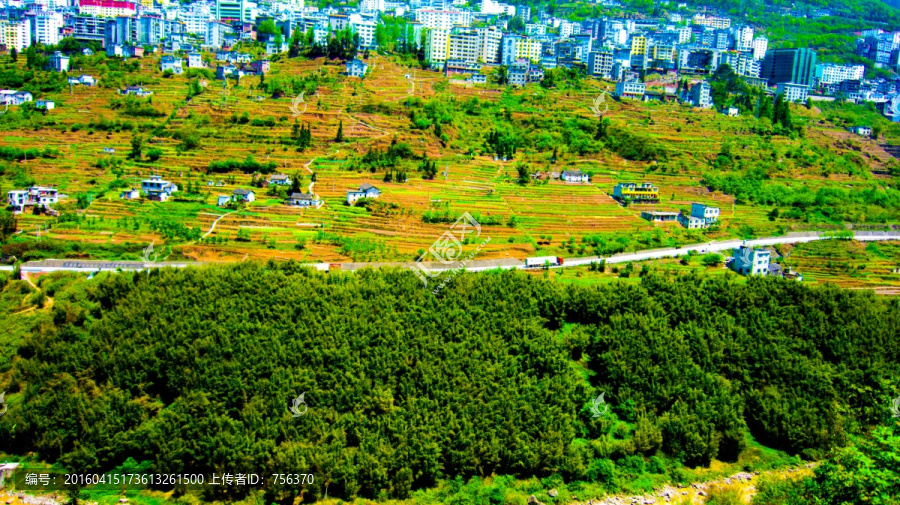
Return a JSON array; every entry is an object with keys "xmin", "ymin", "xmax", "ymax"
[
  {"xmin": 751, "ymin": 36, "xmax": 767, "ymax": 60},
  {"xmin": 776, "ymin": 82, "xmax": 810, "ymax": 102},
  {"xmin": 424, "ymin": 28, "xmax": 449, "ymax": 67},
  {"xmin": 815, "ymin": 63, "xmax": 865, "ymax": 85},
  {"xmin": 180, "ymin": 4, "xmax": 212, "ymax": 35},
  {"xmin": 477, "ymin": 26, "xmax": 502, "ymax": 63},
  {"xmin": 79, "ymin": 0, "xmax": 136, "ymax": 17},
  {"xmin": 692, "ymin": 13, "xmax": 731, "ymax": 29},
  {"xmin": 689, "ymin": 81, "xmax": 712, "ymax": 108},
  {"xmin": 414, "ymin": 9, "xmax": 472, "ymax": 29},
  {"xmin": 72, "ymin": 15, "xmax": 106, "ymax": 43},
  {"xmin": 734, "ymin": 25, "xmax": 753, "ymax": 51},
  {"xmin": 525, "ymin": 23, "xmax": 545, "ymax": 36},
  {"xmin": 104, "ymin": 17, "xmax": 133, "ymax": 48},
  {"xmin": 0, "ymin": 20, "xmax": 31, "ymax": 51},
  {"xmin": 136, "ymin": 15, "xmax": 167, "ymax": 45},
  {"xmin": 447, "ymin": 28, "xmax": 479, "ymax": 63},
  {"xmin": 501, "ymin": 33, "xmax": 519, "ymax": 65},
  {"xmin": 630, "ymin": 35, "xmax": 646, "ymax": 56},
  {"xmin": 360, "ymin": 0, "xmax": 385, "ymax": 12},
  {"xmin": 27, "ymin": 13, "xmax": 63, "ymax": 45},
  {"xmin": 588, "ymin": 49, "xmax": 614, "ymax": 78},
  {"xmin": 349, "ymin": 13, "xmax": 377, "ymax": 49},
  {"xmin": 516, "ymin": 37, "xmax": 542, "ymax": 62}
]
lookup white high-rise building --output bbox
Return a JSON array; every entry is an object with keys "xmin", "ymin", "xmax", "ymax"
[
  {"xmin": 734, "ymin": 25, "xmax": 753, "ymax": 51},
  {"xmin": 28, "ymin": 13, "xmax": 63, "ymax": 45},
  {"xmin": 560, "ymin": 21, "xmax": 580, "ymax": 39},
  {"xmin": 360, "ymin": 0, "xmax": 385, "ymax": 12},
  {"xmin": 349, "ymin": 13, "xmax": 377, "ymax": 49},
  {"xmin": 424, "ymin": 28, "xmax": 449, "ymax": 66},
  {"xmin": 0, "ymin": 20, "xmax": 31, "ymax": 52},
  {"xmin": 180, "ymin": 5, "xmax": 212, "ymax": 36},
  {"xmin": 751, "ymin": 36, "xmax": 768, "ymax": 60},
  {"xmin": 477, "ymin": 26, "xmax": 501, "ymax": 63},
  {"xmin": 415, "ymin": 9, "xmax": 472, "ymax": 29}
]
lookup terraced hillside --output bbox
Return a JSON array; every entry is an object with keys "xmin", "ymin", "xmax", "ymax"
[{"xmin": 1, "ymin": 51, "xmax": 898, "ymax": 265}]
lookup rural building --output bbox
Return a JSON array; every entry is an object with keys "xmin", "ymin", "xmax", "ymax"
[
  {"xmin": 561, "ymin": 170, "xmax": 589, "ymax": 183},
  {"xmin": 232, "ymin": 188, "xmax": 256, "ymax": 202},
  {"xmin": 160, "ymin": 55, "xmax": 184, "ymax": 74},
  {"xmin": 722, "ymin": 107, "xmax": 739, "ymax": 117},
  {"xmin": 119, "ymin": 188, "xmax": 140, "ymax": 199},
  {"xmin": 35, "ymin": 100, "xmax": 55, "ymax": 110},
  {"xmin": 250, "ymin": 59, "xmax": 270, "ymax": 74},
  {"xmin": 267, "ymin": 174, "xmax": 292, "ymax": 186},
  {"xmin": 677, "ymin": 214, "xmax": 705, "ymax": 229},
  {"xmin": 347, "ymin": 183, "xmax": 381, "ymax": 204},
  {"xmin": 68, "ymin": 75, "xmax": 96, "ymax": 87},
  {"xmin": 48, "ymin": 51, "xmax": 70, "ymax": 72},
  {"xmin": 120, "ymin": 86, "xmax": 152, "ymax": 97},
  {"xmin": 614, "ymin": 80, "xmax": 645, "ymax": 99},
  {"xmin": 141, "ymin": 175, "xmax": 178, "ymax": 202},
  {"xmin": 285, "ymin": 192, "xmax": 321, "ymax": 208},
  {"xmin": 187, "ymin": 52, "xmax": 204, "ymax": 68},
  {"xmin": 612, "ymin": 182, "xmax": 659, "ymax": 203},
  {"xmin": 848, "ymin": 126, "xmax": 872, "ymax": 136},
  {"xmin": 0, "ymin": 90, "xmax": 33, "ymax": 106},
  {"xmin": 690, "ymin": 203, "xmax": 720, "ymax": 225},
  {"xmin": 346, "ymin": 59, "xmax": 368, "ymax": 77},
  {"xmin": 689, "ymin": 81, "xmax": 712, "ymax": 108},
  {"xmin": 123, "ymin": 46, "xmax": 144, "ymax": 58},
  {"xmin": 7, "ymin": 186, "xmax": 58, "ymax": 212},
  {"xmin": 217, "ymin": 195, "xmax": 231, "ymax": 206},
  {"xmin": 730, "ymin": 246, "xmax": 771, "ymax": 275},
  {"xmin": 641, "ymin": 211, "xmax": 679, "ymax": 222}
]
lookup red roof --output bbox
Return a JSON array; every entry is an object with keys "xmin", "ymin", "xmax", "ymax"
[{"xmin": 80, "ymin": 0, "xmax": 136, "ymax": 9}]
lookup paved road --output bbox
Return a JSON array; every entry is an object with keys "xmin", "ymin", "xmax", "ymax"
[{"xmin": 4, "ymin": 231, "xmax": 899, "ymax": 274}]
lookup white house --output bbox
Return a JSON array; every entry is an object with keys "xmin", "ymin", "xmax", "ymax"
[
  {"xmin": 848, "ymin": 126, "xmax": 872, "ymax": 136},
  {"xmin": 346, "ymin": 183, "xmax": 380, "ymax": 204},
  {"xmin": 35, "ymin": 100, "xmax": 55, "ymax": 110},
  {"xmin": 0, "ymin": 90, "xmax": 33, "ymax": 106},
  {"xmin": 730, "ymin": 246, "xmax": 771, "ymax": 276},
  {"xmin": 267, "ymin": 173, "xmax": 292, "ymax": 186},
  {"xmin": 160, "ymin": 55, "xmax": 184, "ymax": 74},
  {"xmin": 346, "ymin": 59, "xmax": 368, "ymax": 78},
  {"xmin": 141, "ymin": 175, "xmax": 178, "ymax": 201},
  {"xmin": 232, "ymin": 188, "xmax": 255, "ymax": 202},
  {"xmin": 217, "ymin": 195, "xmax": 231, "ymax": 206},
  {"xmin": 722, "ymin": 107, "xmax": 739, "ymax": 117},
  {"xmin": 614, "ymin": 80, "xmax": 645, "ymax": 99},
  {"xmin": 69, "ymin": 75, "xmax": 96, "ymax": 87},
  {"xmin": 119, "ymin": 187, "xmax": 141, "ymax": 199},
  {"xmin": 187, "ymin": 52, "xmax": 204, "ymax": 68},
  {"xmin": 285, "ymin": 192, "xmax": 321, "ymax": 207},
  {"xmin": 48, "ymin": 51, "xmax": 70, "ymax": 72},
  {"xmin": 120, "ymin": 86, "xmax": 152, "ymax": 97},
  {"xmin": 560, "ymin": 170, "xmax": 589, "ymax": 183},
  {"xmin": 7, "ymin": 186, "xmax": 58, "ymax": 212}
]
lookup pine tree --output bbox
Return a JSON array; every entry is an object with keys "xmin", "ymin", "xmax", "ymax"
[{"xmin": 336, "ymin": 121, "xmax": 343, "ymax": 142}]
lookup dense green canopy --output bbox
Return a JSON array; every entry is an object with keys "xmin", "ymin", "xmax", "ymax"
[{"xmin": 3, "ymin": 265, "xmax": 899, "ymax": 501}]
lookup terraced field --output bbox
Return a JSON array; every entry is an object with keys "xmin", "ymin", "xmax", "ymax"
[{"xmin": 1, "ymin": 51, "xmax": 897, "ymax": 264}]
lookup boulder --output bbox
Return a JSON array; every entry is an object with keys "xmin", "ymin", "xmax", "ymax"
[
  {"xmin": 548, "ymin": 489, "xmax": 558, "ymax": 498},
  {"xmin": 528, "ymin": 495, "xmax": 541, "ymax": 505}
]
